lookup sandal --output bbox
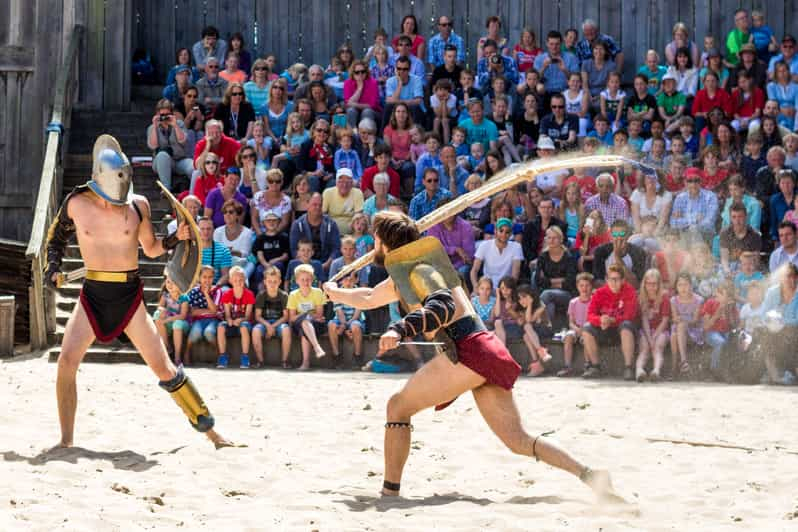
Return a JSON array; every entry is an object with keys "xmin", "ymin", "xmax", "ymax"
[
  {"xmin": 281, "ymin": 360, "xmax": 291, "ymax": 369},
  {"xmin": 556, "ymin": 366, "xmax": 574, "ymax": 377},
  {"xmin": 679, "ymin": 360, "xmax": 690, "ymax": 375},
  {"xmin": 528, "ymin": 359, "xmax": 546, "ymax": 377},
  {"xmin": 536, "ymin": 347, "xmax": 552, "ymax": 364},
  {"xmin": 252, "ymin": 361, "xmax": 263, "ymax": 369}
]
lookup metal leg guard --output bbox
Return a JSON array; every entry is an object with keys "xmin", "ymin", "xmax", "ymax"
[{"xmin": 159, "ymin": 366, "xmax": 215, "ymax": 432}]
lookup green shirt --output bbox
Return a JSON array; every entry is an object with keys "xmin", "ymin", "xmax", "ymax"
[
  {"xmin": 725, "ymin": 29, "xmax": 750, "ymax": 66},
  {"xmin": 656, "ymin": 91, "xmax": 686, "ymax": 116}
]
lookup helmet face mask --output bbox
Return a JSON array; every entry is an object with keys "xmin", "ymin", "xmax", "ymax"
[{"xmin": 88, "ymin": 134, "xmax": 133, "ymax": 205}]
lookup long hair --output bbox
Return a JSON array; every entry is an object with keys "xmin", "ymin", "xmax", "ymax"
[
  {"xmin": 372, "ymin": 210, "xmax": 420, "ymax": 250},
  {"xmin": 559, "ymin": 181, "xmax": 584, "ymax": 227},
  {"xmin": 639, "ymin": 268, "xmax": 665, "ymax": 314}
]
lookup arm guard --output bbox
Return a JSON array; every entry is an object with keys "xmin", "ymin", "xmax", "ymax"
[
  {"xmin": 44, "ymin": 198, "xmax": 77, "ymax": 287},
  {"xmin": 162, "ymin": 231, "xmax": 180, "ymax": 250},
  {"xmin": 388, "ymin": 289, "xmax": 456, "ymax": 338}
]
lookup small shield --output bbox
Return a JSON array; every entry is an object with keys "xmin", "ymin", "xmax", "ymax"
[
  {"xmin": 384, "ymin": 237, "xmax": 461, "ymax": 306},
  {"xmin": 156, "ymin": 181, "xmax": 202, "ymax": 294}
]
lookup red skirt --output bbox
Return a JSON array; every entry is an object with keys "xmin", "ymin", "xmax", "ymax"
[{"xmin": 436, "ymin": 331, "xmax": 522, "ymax": 410}]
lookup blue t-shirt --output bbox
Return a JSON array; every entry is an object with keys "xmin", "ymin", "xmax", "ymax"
[
  {"xmin": 457, "ymin": 118, "xmax": 499, "ymax": 152},
  {"xmin": 734, "ymin": 271, "xmax": 764, "ymax": 300},
  {"xmin": 751, "ymin": 26, "xmax": 774, "ymax": 54}
]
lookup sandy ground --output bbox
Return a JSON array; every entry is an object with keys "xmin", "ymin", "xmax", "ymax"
[{"xmin": 1, "ymin": 353, "xmax": 798, "ymax": 531}]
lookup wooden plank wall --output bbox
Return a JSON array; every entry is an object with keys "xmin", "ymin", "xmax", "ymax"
[{"xmin": 130, "ymin": 0, "xmax": 798, "ymax": 83}]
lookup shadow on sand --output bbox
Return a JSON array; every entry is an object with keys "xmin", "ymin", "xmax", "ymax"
[{"xmin": 1, "ymin": 446, "xmax": 160, "ymax": 472}]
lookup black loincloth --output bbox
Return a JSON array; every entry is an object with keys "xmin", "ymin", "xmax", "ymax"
[{"xmin": 79, "ymin": 277, "xmax": 143, "ymax": 343}]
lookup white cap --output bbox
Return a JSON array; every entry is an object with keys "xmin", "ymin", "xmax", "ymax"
[
  {"xmin": 336, "ymin": 168, "xmax": 354, "ymax": 180},
  {"xmin": 537, "ymin": 136, "xmax": 555, "ymax": 151},
  {"xmin": 661, "ymin": 71, "xmax": 677, "ymax": 83}
]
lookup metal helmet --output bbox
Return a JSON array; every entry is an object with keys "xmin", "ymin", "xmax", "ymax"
[{"xmin": 88, "ymin": 134, "xmax": 133, "ymax": 205}]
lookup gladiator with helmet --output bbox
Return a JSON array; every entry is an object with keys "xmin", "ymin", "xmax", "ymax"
[
  {"xmin": 44, "ymin": 134, "xmax": 231, "ymax": 448},
  {"xmin": 323, "ymin": 210, "xmax": 622, "ymax": 500}
]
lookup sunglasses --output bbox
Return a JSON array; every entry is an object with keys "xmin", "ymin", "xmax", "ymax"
[
  {"xmin": 223, "ymin": 210, "xmax": 239, "ymax": 215},
  {"xmin": 205, "ymin": 161, "xmax": 219, "ymax": 165},
  {"xmin": 232, "ymin": 92, "xmax": 244, "ymax": 96},
  {"xmin": 207, "ymin": 65, "xmax": 219, "ymax": 69},
  {"xmin": 272, "ymin": 86, "xmax": 285, "ymax": 91},
  {"xmin": 241, "ymin": 153, "xmax": 255, "ymax": 159},
  {"xmin": 425, "ymin": 178, "xmax": 439, "ymax": 183},
  {"xmin": 354, "ymin": 70, "xmax": 367, "ymax": 75},
  {"xmin": 439, "ymin": 22, "xmax": 452, "ymax": 27},
  {"xmin": 611, "ymin": 231, "xmax": 627, "ymax": 237},
  {"xmin": 316, "ymin": 128, "xmax": 330, "ymax": 134},
  {"xmin": 253, "ymin": 66, "xmax": 267, "ymax": 71},
  {"xmin": 550, "ymin": 104, "xmax": 564, "ymax": 109},
  {"xmin": 395, "ymin": 67, "xmax": 410, "ymax": 71},
  {"xmin": 268, "ymin": 178, "xmax": 282, "ymax": 184}
]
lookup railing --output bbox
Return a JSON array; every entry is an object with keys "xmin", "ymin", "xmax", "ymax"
[{"xmin": 25, "ymin": 25, "xmax": 85, "ymax": 349}]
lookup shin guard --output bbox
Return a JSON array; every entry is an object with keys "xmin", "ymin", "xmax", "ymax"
[{"xmin": 159, "ymin": 366, "xmax": 215, "ymax": 432}]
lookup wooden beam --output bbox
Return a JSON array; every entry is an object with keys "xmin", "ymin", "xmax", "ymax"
[
  {"xmin": 0, "ymin": 194, "xmax": 30, "ymax": 208},
  {"xmin": 0, "ymin": 46, "xmax": 34, "ymax": 72}
]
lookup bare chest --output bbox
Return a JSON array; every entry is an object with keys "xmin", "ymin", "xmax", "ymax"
[{"xmin": 71, "ymin": 198, "xmax": 140, "ymax": 246}]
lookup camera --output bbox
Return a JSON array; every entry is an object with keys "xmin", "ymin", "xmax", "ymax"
[
  {"xmin": 159, "ymin": 114, "xmax": 170, "ymax": 122},
  {"xmin": 192, "ymin": 106, "xmax": 199, "ymax": 111},
  {"xmin": 551, "ymin": 57, "xmax": 560, "ymax": 64},
  {"xmin": 489, "ymin": 55, "xmax": 501, "ymax": 65}
]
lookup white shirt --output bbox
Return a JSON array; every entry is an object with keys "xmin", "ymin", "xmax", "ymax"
[
  {"xmin": 213, "ymin": 225, "xmax": 254, "ymax": 258},
  {"xmin": 475, "ymin": 239, "xmax": 523, "ymax": 289},
  {"xmin": 769, "ymin": 245, "xmax": 798, "ymax": 274},
  {"xmin": 630, "ymin": 189, "xmax": 673, "ymax": 219}
]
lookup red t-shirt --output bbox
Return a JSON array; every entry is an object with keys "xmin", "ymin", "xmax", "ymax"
[
  {"xmin": 587, "ymin": 282, "xmax": 639, "ymax": 327},
  {"xmin": 664, "ymin": 173, "xmax": 685, "ymax": 193},
  {"xmin": 564, "ymin": 175, "xmax": 597, "ymax": 201},
  {"xmin": 221, "ymin": 288, "xmax": 256, "ymax": 320},
  {"xmin": 731, "ymin": 86, "xmax": 765, "ymax": 118},
  {"xmin": 361, "ymin": 165, "xmax": 401, "ymax": 198},
  {"xmin": 691, "ymin": 88, "xmax": 734, "ymax": 117},
  {"xmin": 641, "ymin": 291, "xmax": 671, "ymax": 329},
  {"xmin": 698, "ymin": 168, "xmax": 729, "ymax": 191},
  {"xmin": 192, "ymin": 174, "xmax": 223, "ymax": 205},
  {"xmin": 193, "ymin": 135, "xmax": 242, "ymax": 169},
  {"xmin": 699, "ymin": 297, "xmax": 738, "ymax": 333},
  {"xmin": 573, "ymin": 230, "xmax": 611, "ymax": 254}
]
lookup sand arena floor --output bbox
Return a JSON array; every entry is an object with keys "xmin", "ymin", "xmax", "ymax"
[{"xmin": 1, "ymin": 354, "xmax": 797, "ymax": 531}]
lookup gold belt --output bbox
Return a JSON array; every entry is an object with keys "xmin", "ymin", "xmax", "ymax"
[{"xmin": 85, "ymin": 270, "xmax": 139, "ymax": 283}]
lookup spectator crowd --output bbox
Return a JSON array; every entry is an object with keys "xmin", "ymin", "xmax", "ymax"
[{"xmin": 147, "ymin": 11, "xmax": 798, "ymax": 384}]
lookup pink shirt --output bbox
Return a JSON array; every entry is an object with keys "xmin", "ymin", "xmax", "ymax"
[
  {"xmin": 383, "ymin": 126, "xmax": 412, "ymax": 161},
  {"xmin": 343, "ymin": 78, "xmax": 381, "ymax": 112},
  {"xmin": 568, "ymin": 297, "xmax": 590, "ymax": 328}
]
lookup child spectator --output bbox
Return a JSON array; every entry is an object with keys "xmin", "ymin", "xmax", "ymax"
[
  {"xmin": 455, "ymin": 69, "xmax": 482, "ymax": 123},
  {"xmin": 270, "ymin": 112, "xmax": 309, "ymax": 168},
  {"xmin": 490, "ymin": 95, "xmax": 521, "ymax": 165},
  {"xmin": 280, "ymin": 62, "xmax": 308, "ymax": 98},
  {"xmin": 700, "ymin": 35, "xmax": 715, "ymax": 68},
  {"xmin": 574, "ymin": 210, "xmax": 610, "ymax": 272},
  {"xmin": 627, "ymin": 118, "xmax": 645, "ymax": 153},
  {"xmin": 563, "ymin": 165, "xmax": 597, "ymax": 203},
  {"xmin": 431, "ymin": 78, "xmax": 457, "ymax": 144},
  {"xmin": 701, "ymin": 281, "xmax": 739, "ymax": 379},
  {"xmin": 629, "ymin": 216, "xmax": 661, "ymax": 255},
  {"xmin": 784, "ymin": 133, "xmax": 798, "ymax": 172},
  {"xmin": 642, "ymin": 137, "xmax": 667, "ymax": 169},
  {"xmin": 636, "ymin": 269, "xmax": 671, "ymax": 382},
  {"xmin": 467, "ymin": 142, "xmax": 486, "ymax": 175},
  {"xmin": 327, "ymin": 270, "xmax": 366, "ymax": 368},
  {"xmin": 518, "ymin": 284, "xmax": 553, "ymax": 376},
  {"xmin": 471, "ymin": 276, "xmax": 496, "ymax": 324},
  {"xmin": 627, "ymin": 74, "xmax": 658, "ymax": 135},
  {"xmin": 739, "ymin": 280, "xmax": 766, "ymax": 333},
  {"xmin": 247, "ymin": 120, "xmax": 273, "ymax": 168},
  {"xmin": 485, "ymin": 75, "xmax": 516, "ymax": 118},
  {"xmin": 664, "ymin": 154, "xmax": 688, "ymax": 193},
  {"xmin": 730, "ymin": 71, "xmax": 764, "ymax": 133},
  {"xmin": 287, "ymin": 264, "xmax": 328, "ymax": 370},
  {"xmin": 285, "ymin": 239, "xmax": 325, "ymax": 291},
  {"xmin": 678, "ymin": 116, "xmax": 699, "ymax": 160},
  {"xmin": 658, "ymin": 72, "xmax": 686, "ymax": 134},
  {"xmin": 414, "ymin": 132, "xmax": 443, "ymax": 192},
  {"xmin": 408, "ymin": 125, "xmax": 426, "ymax": 163},
  {"xmin": 587, "ymin": 115, "xmax": 613, "ymax": 146},
  {"xmin": 670, "ymin": 272, "xmax": 704, "ymax": 379},
  {"xmin": 557, "ymin": 272, "xmax": 594, "ymax": 377},
  {"xmin": 491, "ymin": 275, "xmax": 524, "ymax": 350},
  {"xmin": 328, "ymin": 235, "xmax": 369, "ymax": 287},
  {"xmin": 642, "ymin": 119, "xmax": 669, "ymax": 153},
  {"xmin": 185, "ymin": 265, "xmax": 223, "ymax": 365},
  {"xmin": 216, "ymin": 265, "xmax": 255, "ymax": 369},
  {"xmin": 333, "ymin": 127, "xmax": 364, "ymax": 184},
  {"xmin": 461, "ymin": 174, "xmax": 491, "ymax": 236},
  {"xmin": 219, "ymin": 51, "xmax": 247, "ymax": 84},
  {"xmin": 666, "ymin": 135, "xmax": 689, "ymax": 169},
  {"xmin": 600, "ymin": 72, "xmax": 626, "ymax": 131},
  {"xmin": 653, "ymin": 228, "xmax": 688, "ymax": 286},
  {"xmin": 783, "ymin": 193, "xmax": 798, "ymax": 226},
  {"xmin": 365, "ymin": 27, "xmax": 395, "ymax": 64},
  {"xmin": 350, "ymin": 212, "xmax": 374, "ymax": 257},
  {"xmin": 153, "ymin": 275, "xmax": 189, "ymax": 365},
  {"xmin": 558, "ymin": 182, "xmax": 585, "ymax": 244},
  {"xmin": 450, "ymin": 126, "xmax": 469, "ymax": 158},
  {"xmin": 564, "ymin": 72, "xmax": 590, "ymax": 137},
  {"xmin": 750, "ymin": 10, "xmax": 778, "ymax": 62},
  {"xmin": 637, "ymin": 49, "xmax": 667, "ymax": 95},
  {"xmin": 734, "ymin": 251, "xmax": 765, "ymax": 303},
  {"xmin": 252, "ymin": 266, "xmax": 291, "ymax": 368},
  {"xmin": 252, "ymin": 211, "xmax": 290, "ymax": 287}
]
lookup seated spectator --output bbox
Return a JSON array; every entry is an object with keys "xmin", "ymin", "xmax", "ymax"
[
  {"xmin": 476, "ymin": 38, "xmax": 520, "ymax": 91},
  {"xmin": 431, "ymin": 43, "xmax": 464, "ymax": 90},
  {"xmin": 585, "ymin": 173, "xmax": 630, "ymax": 226},
  {"xmin": 269, "ymin": 113, "xmax": 309, "ymax": 171},
  {"xmin": 629, "ymin": 168, "xmax": 672, "ymax": 234},
  {"xmin": 287, "ymin": 264, "xmax": 328, "ymax": 370},
  {"xmin": 701, "ymin": 280, "xmax": 739, "ymax": 380},
  {"xmin": 196, "ymin": 57, "xmax": 229, "ymax": 109},
  {"xmin": 721, "ymin": 174, "xmax": 762, "ymax": 235},
  {"xmin": 147, "ymin": 99, "xmax": 193, "ymax": 192},
  {"xmin": 515, "ymin": 92, "xmax": 541, "ymax": 157},
  {"xmin": 285, "ymin": 238, "xmax": 325, "ymax": 292},
  {"xmin": 363, "ymin": 171, "xmax": 398, "ymax": 221},
  {"xmin": 521, "ymin": 197, "xmax": 567, "ymax": 274},
  {"xmin": 470, "ymin": 218, "xmax": 523, "ymax": 291},
  {"xmin": 153, "ymin": 275, "xmax": 189, "ymax": 365},
  {"xmin": 637, "ymin": 49, "xmax": 666, "ymax": 95},
  {"xmin": 635, "ymin": 268, "xmax": 671, "ymax": 382},
  {"xmin": 770, "ymin": 221, "xmax": 798, "ymax": 272},
  {"xmin": 657, "ymin": 72, "xmax": 687, "ymax": 134},
  {"xmin": 592, "ymin": 219, "xmax": 649, "ymax": 287},
  {"xmin": 665, "ymin": 22, "xmax": 701, "ymax": 67},
  {"xmin": 748, "ymin": 99, "xmax": 793, "ymax": 140},
  {"xmin": 383, "ymin": 56, "xmax": 425, "ymax": 125},
  {"xmin": 752, "ymin": 146, "xmax": 786, "ymax": 204},
  {"xmin": 213, "ymin": 83, "xmax": 255, "ymax": 140},
  {"xmin": 215, "ymin": 266, "xmax": 255, "ymax": 369},
  {"xmin": 517, "ymin": 285, "xmax": 554, "ymax": 376},
  {"xmin": 535, "ymin": 226, "xmax": 578, "ymax": 323},
  {"xmin": 167, "ymin": 194, "xmax": 202, "ymax": 235},
  {"xmin": 261, "ymin": 78, "xmax": 293, "ymax": 143},
  {"xmin": 698, "ymin": 48, "xmax": 730, "ymax": 90},
  {"xmin": 770, "ymin": 169, "xmax": 797, "ymax": 242},
  {"xmin": 426, "ymin": 204, "xmax": 475, "ymax": 280},
  {"xmin": 558, "ymin": 181, "xmax": 585, "ymax": 244},
  {"xmin": 280, "ymin": 62, "xmax": 309, "ymax": 99},
  {"xmin": 574, "ymin": 209, "xmax": 610, "ymax": 273},
  {"xmin": 731, "ymin": 43, "xmax": 768, "ymax": 89},
  {"xmin": 252, "ymin": 265, "xmax": 291, "ymax": 369},
  {"xmin": 219, "ymin": 51, "xmax": 247, "ymax": 84},
  {"xmin": 539, "ymin": 93, "xmax": 578, "ymax": 151},
  {"xmin": 669, "ymin": 272, "xmax": 704, "ymax": 378},
  {"xmin": 626, "ymin": 74, "xmax": 657, "ymax": 135},
  {"xmin": 476, "ymin": 15, "xmax": 509, "ymax": 60},
  {"xmin": 327, "ymin": 270, "xmax": 366, "ymax": 367},
  {"xmin": 582, "ymin": 263, "xmax": 639, "ymax": 379},
  {"xmin": 413, "ymin": 133, "xmax": 443, "ymax": 193},
  {"xmin": 166, "ymin": 47, "xmax": 200, "ymax": 86},
  {"xmin": 289, "ymin": 192, "xmax": 341, "ymax": 272},
  {"xmin": 669, "ymin": 172, "xmax": 719, "ymax": 242},
  {"xmin": 192, "ymin": 25, "xmax": 227, "ymax": 73},
  {"xmin": 490, "ymin": 276, "xmax": 525, "ymax": 350},
  {"xmin": 731, "ymin": 70, "xmax": 765, "ymax": 132},
  {"xmin": 408, "ymin": 168, "xmax": 452, "ymax": 220},
  {"xmin": 696, "ymin": 145, "xmax": 730, "ymax": 195},
  {"xmin": 193, "ymin": 119, "xmax": 241, "ymax": 171},
  {"xmin": 328, "ymin": 235, "xmax": 369, "ymax": 287},
  {"xmin": 198, "ymin": 217, "xmax": 231, "ymax": 288},
  {"xmin": 759, "ymin": 263, "xmax": 798, "ymax": 383},
  {"xmin": 533, "ymin": 31, "xmax": 579, "ymax": 96},
  {"xmin": 692, "ymin": 71, "xmax": 733, "ymax": 132},
  {"xmin": 322, "ymin": 168, "xmax": 364, "ymax": 235},
  {"xmin": 252, "ymin": 211, "xmax": 290, "ymax": 288},
  {"xmin": 785, "ymin": 133, "xmax": 798, "ymax": 171},
  {"xmin": 244, "ymin": 59, "xmax": 273, "ymax": 117},
  {"xmin": 162, "ymin": 65, "xmax": 193, "ymax": 106},
  {"xmin": 392, "ymin": 17, "xmax": 426, "ymax": 68},
  {"xmin": 459, "ymin": 98, "xmax": 499, "ymax": 154},
  {"xmin": 185, "ymin": 265, "xmax": 223, "ymax": 364},
  {"xmin": 333, "ymin": 128, "xmax": 364, "ymax": 184},
  {"xmin": 667, "ymin": 47, "xmax": 699, "ymax": 100},
  {"xmin": 191, "ymin": 153, "xmax": 222, "ymax": 205},
  {"xmin": 280, "ymin": 119, "xmax": 335, "ymax": 191},
  {"xmin": 734, "ymin": 252, "xmax": 764, "ymax": 303},
  {"xmin": 587, "ymin": 114, "xmax": 613, "ymax": 146},
  {"xmin": 370, "ymin": 45, "xmax": 395, "ymax": 100},
  {"xmin": 352, "ymin": 118, "xmax": 385, "ymax": 171},
  {"xmin": 766, "ymin": 62, "xmax": 798, "ymax": 130},
  {"xmin": 471, "ymin": 276, "xmax": 496, "ymax": 325},
  {"xmin": 204, "ymin": 167, "xmax": 249, "ymax": 228},
  {"xmin": 664, "ymin": 154, "xmax": 689, "ymax": 193},
  {"xmin": 652, "ymin": 228, "xmax": 687, "ymax": 286},
  {"xmin": 556, "ymin": 272, "xmax": 594, "ymax": 377},
  {"xmin": 213, "ymin": 198, "xmax": 254, "ymax": 280},
  {"xmin": 251, "ymin": 168, "xmax": 292, "ymax": 234},
  {"xmin": 173, "ymin": 86, "xmax": 206, "ymax": 156},
  {"xmin": 344, "ymin": 59, "xmax": 381, "ymax": 130},
  {"xmin": 582, "ymin": 40, "xmax": 617, "ymax": 107}
]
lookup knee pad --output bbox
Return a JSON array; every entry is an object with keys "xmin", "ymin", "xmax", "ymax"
[{"xmin": 159, "ymin": 366, "xmax": 215, "ymax": 432}]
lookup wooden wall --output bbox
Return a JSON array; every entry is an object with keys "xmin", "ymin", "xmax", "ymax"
[{"xmin": 133, "ymin": 0, "xmax": 798, "ymax": 82}]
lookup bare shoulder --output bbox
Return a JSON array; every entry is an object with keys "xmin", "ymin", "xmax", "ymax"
[{"xmin": 132, "ymin": 194, "xmax": 152, "ymax": 219}]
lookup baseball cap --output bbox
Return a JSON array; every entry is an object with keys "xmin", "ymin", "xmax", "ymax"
[
  {"xmin": 661, "ymin": 71, "xmax": 677, "ymax": 82},
  {"xmin": 336, "ymin": 168, "xmax": 353, "ymax": 180},
  {"xmin": 783, "ymin": 35, "xmax": 796, "ymax": 45},
  {"xmin": 537, "ymin": 136, "xmax": 555, "ymax": 151},
  {"xmin": 260, "ymin": 210, "xmax": 280, "ymax": 221},
  {"xmin": 496, "ymin": 218, "xmax": 513, "ymax": 231},
  {"xmin": 175, "ymin": 65, "xmax": 191, "ymax": 75},
  {"xmin": 226, "ymin": 166, "xmax": 241, "ymax": 176}
]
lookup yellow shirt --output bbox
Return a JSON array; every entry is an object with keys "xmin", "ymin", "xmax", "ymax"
[
  {"xmin": 286, "ymin": 287, "xmax": 327, "ymax": 315},
  {"xmin": 322, "ymin": 187, "xmax": 364, "ymax": 234}
]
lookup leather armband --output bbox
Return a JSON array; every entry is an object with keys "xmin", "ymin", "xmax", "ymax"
[
  {"xmin": 44, "ymin": 193, "xmax": 80, "ymax": 287},
  {"xmin": 388, "ymin": 289, "xmax": 455, "ymax": 338},
  {"xmin": 162, "ymin": 231, "xmax": 180, "ymax": 250}
]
